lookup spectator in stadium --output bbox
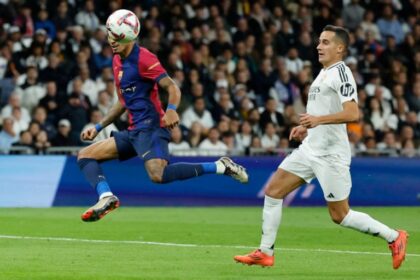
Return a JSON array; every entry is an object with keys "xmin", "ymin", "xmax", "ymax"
[
  {"xmin": 168, "ymin": 126, "xmax": 193, "ymax": 156},
  {"xmin": 96, "ymin": 89, "xmax": 114, "ymax": 117},
  {"xmin": 403, "ymin": 111, "xmax": 420, "ymax": 140},
  {"xmin": 377, "ymin": 131, "xmax": 400, "ymax": 156},
  {"xmin": 181, "ymin": 97, "xmax": 214, "ymax": 132},
  {"xmin": 187, "ymin": 121, "xmax": 204, "ymax": 148},
  {"xmin": 342, "ymin": 0, "xmax": 365, "ymax": 31},
  {"xmin": 75, "ymin": 0, "xmax": 100, "ymax": 33},
  {"xmin": 52, "ymin": 0, "xmax": 74, "ymax": 31},
  {"xmin": 77, "ymin": 12, "xmax": 247, "ymax": 223},
  {"xmin": 25, "ymin": 40, "xmax": 48, "ymax": 70},
  {"xmin": 261, "ymin": 122, "xmax": 280, "ymax": 152},
  {"xmin": 234, "ymin": 25, "xmax": 407, "ymax": 270},
  {"xmin": 27, "ymin": 121, "xmax": 41, "ymax": 139},
  {"xmin": 58, "ymin": 94, "xmax": 89, "ymax": 136},
  {"xmin": 51, "ymin": 119, "xmax": 78, "ymax": 147},
  {"xmin": 406, "ymin": 81, "xmax": 420, "ymax": 112},
  {"xmin": 13, "ymin": 4, "xmax": 34, "ymax": 38},
  {"xmin": 38, "ymin": 81, "xmax": 61, "ymax": 123},
  {"xmin": 260, "ymin": 98, "xmax": 285, "ymax": 134},
  {"xmin": 221, "ymin": 131, "xmax": 236, "ymax": 152},
  {"xmin": 39, "ymin": 53, "xmax": 67, "ymax": 90},
  {"xmin": 212, "ymin": 91, "xmax": 237, "ymax": 123},
  {"xmin": 12, "ymin": 130, "xmax": 34, "ymax": 150},
  {"xmin": 235, "ymin": 120, "xmax": 253, "ymax": 152},
  {"xmin": 360, "ymin": 10, "xmax": 382, "ymax": 41},
  {"xmin": 11, "ymin": 106, "xmax": 29, "ymax": 135},
  {"xmin": 0, "ymin": 117, "xmax": 18, "ymax": 154},
  {"xmin": 376, "ymin": 5, "xmax": 404, "ymax": 44},
  {"xmin": 90, "ymin": 27, "xmax": 108, "ymax": 55},
  {"xmin": 15, "ymin": 66, "xmax": 46, "ymax": 113},
  {"xmin": 400, "ymin": 139, "xmax": 416, "ymax": 157},
  {"xmin": 1, "ymin": 93, "xmax": 31, "ymax": 124},
  {"xmin": 34, "ymin": 9, "xmax": 56, "ymax": 39},
  {"xmin": 32, "ymin": 106, "xmax": 55, "ymax": 139},
  {"xmin": 33, "ymin": 129, "xmax": 51, "ymax": 154},
  {"xmin": 252, "ymin": 58, "xmax": 276, "ymax": 102},
  {"xmin": 198, "ymin": 127, "xmax": 228, "ymax": 156},
  {"xmin": 247, "ymin": 108, "xmax": 262, "ymax": 136},
  {"xmin": 8, "ymin": 25, "xmax": 26, "ymax": 53}
]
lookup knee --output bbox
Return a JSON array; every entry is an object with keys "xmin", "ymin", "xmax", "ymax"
[
  {"xmin": 264, "ymin": 185, "xmax": 285, "ymax": 199},
  {"xmin": 148, "ymin": 169, "xmax": 164, "ymax": 183},
  {"xmin": 78, "ymin": 147, "xmax": 89, "ymax": 160}
]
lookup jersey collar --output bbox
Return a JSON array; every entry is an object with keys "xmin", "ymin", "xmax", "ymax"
[{"xmin": 325, "ymin": 61, "xmax": 344, "ymax": 70}]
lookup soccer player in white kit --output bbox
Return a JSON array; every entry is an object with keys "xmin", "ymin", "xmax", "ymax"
[{"xmin": 234, "ymin": 25, "xmax": 408, "ymax": 270}]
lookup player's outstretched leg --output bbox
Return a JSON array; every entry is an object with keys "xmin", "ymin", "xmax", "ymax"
[
  {"xmin": 81, "ymin": 195, "xmax": 120, "ymax": 222},
  {"xmin": 234, "ymin": 249, "xmax": 274, "ymax": 267},
  {"xmin": 388, "ymin": 230, "xmax": 409, "ymax": 269},
  {"xmin": 217, "ymin": 157, "xmax": 248, "ymax": 183},
  {"xmin": 158, "ymin": 157, "xmax": 248, "ymax": 184}
]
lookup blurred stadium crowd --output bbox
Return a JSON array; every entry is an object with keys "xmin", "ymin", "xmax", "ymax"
[{"xmin": 0, "ymin": 0, "xmax": 419, "ymax": 156}]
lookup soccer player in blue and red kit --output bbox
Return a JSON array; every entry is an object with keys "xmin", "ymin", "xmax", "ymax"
[{"xmin": 78, "ymin": 13, "xmax": 248, "ymax": 222}]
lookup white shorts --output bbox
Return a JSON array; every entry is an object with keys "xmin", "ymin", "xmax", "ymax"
[{"xmin": 279, "ymin": 148, "xmax": 352, "ymax": 202}]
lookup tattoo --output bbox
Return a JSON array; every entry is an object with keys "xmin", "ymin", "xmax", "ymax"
[
  {"xmin": 100, "ymin": 102, "xmax": 126, "ymax": 127},
  {"xmin": 158, "ymin": 76, "xmax": 175, "ymax": 90},
  {"xmin": 158, "ymin": 76, "xmax": 181, "ymax": 106}
]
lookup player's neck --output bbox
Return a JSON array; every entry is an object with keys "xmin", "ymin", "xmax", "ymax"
[
  {"xmin": 322, "ymin": 59, "xmax": 343, "ymax": 69},
  {"xmin": 120, "ymin": 43, "xmax": 135, "ymax": 59}
]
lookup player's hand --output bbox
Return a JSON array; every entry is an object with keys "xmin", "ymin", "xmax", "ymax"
[
  {"xmin": 162, "ymin": 109, "xmax": 179, "ymax": 130},
  {"xmin": 81, "ymin": 127, "xmax": 99, "ymax": 141},
  {"xmin": 299, "ymin": 113, "xmax": 319, "ymax": 128},
  {"xmin": 289, "ymin": 125, "xmax": 308, "ymax": 142}
]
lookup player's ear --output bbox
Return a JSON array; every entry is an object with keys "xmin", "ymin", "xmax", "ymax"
[{"xmin": 337, "ymin": 43, "xmax": 344, "ymax": 55}]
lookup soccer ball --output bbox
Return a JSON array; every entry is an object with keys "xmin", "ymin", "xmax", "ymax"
[{"xmin": 106, "ymin": 9, "xmax": 140, "ymax": 43}]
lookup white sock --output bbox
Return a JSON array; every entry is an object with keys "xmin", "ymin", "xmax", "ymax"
[
  {"xmin": 340, "ymin": 209, "xmax": 399, "ymax": 242},
  {"xmin": 99, "ymin": 192, "xmax": 113, "ymax": 200},
  {"xmin": 260, "ymin": 195, "xmax": 283, "ymax": 256},
  {"xmin": 215, "ymin": 161, "xmax": 226, "ymax": 174}
]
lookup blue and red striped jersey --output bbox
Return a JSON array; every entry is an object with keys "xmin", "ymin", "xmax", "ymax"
[{"xmin": 112, "ymin": 44, "xmax": 168, "ymax": 130}]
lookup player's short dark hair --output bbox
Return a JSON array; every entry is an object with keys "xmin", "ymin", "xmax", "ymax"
[{"xmin": 323, "ymin": 25, "xmax": 350, "ymax": 49}]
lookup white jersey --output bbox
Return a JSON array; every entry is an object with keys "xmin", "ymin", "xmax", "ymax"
[{"xmin": 300, "ymin": 61, "xmax": 358, "ymax": 162}]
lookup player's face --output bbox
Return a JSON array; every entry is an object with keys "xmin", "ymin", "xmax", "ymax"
[
  {"xmin": 107, "ymin": 35, "xmax": 133, "ymax": 55},
  {"xmin": 317, "ymin": 31, "xmax": 343, "ymax": 67}
]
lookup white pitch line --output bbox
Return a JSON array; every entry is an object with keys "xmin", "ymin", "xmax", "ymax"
[{"xmin": 0, "ymin": 234, "xmax": 419, "ymax": 257}]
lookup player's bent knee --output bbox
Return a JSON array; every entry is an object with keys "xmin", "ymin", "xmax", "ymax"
[
  {"xmin": 264, "ymin": 185, "xmax": 286, "ymax": 199},
  {"xmin": 77, "ymin": 147, "xmax": 89, "ymax": 160},
  {"xmin": 149, "ymin": 173, "xmax": 163, "ymax": 183}
]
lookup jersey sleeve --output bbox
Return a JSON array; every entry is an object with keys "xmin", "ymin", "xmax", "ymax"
[
  {"xmin": 330, "ymin": 66, "xmax": 358, "ymax": 104},
  {"xmin": 138, "ymin": 47, "xmax": 168, "ymax": 83}
]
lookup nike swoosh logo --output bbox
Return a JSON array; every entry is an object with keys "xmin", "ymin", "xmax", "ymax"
[{"xmin": 142, "ymin": 150, "xmax": 151, "ymax": 158}]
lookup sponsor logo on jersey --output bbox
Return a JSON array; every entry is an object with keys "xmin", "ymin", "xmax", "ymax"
[
  {"xmin": 121, "ymin": 86, "xmax": 137, "ymax": 94},
  {"xmin": 308, "ymin": 86, "xmax": 320, "ymax": 101},
  {"xmin": 340, "ymin": 82, "xmax": 355, "ymax": 97}
]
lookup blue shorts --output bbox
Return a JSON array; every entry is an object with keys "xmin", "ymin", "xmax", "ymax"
[{"xmin": 111, "ymin": 128, "xmax": 171, "ymax": 162}]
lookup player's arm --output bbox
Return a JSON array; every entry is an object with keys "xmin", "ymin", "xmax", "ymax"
[
  {"xmin": 81, "ymin": 101, "xmax": 126, "ymax": 141},
  {"xmin": 159, "ymin": 76, "xmax": 180, "ymax": 129},
  {"xmin": 300, "ymin": 100, "xmax": 358, "ymax": 128},
  {"xmin": 99, "ymin": 101, "xmax": 126, "ymax": 127}
]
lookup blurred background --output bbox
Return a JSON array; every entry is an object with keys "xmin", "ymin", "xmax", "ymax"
[{"xmin": 0, "ymin": 0, "xmax": 419, "ymax": 207}]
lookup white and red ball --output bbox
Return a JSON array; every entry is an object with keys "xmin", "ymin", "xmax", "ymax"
[{"xmin": 106, "ymin": 9, "xmax": 140, "ymax": 43}]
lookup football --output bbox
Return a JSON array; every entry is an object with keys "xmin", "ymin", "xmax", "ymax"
[{"xmin": 106, "ymin": 9, "xmax": 140, "ymax": 43}]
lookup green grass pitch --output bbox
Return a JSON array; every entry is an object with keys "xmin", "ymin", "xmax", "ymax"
[{"xmin": 0, "ymin": 207, "xmax": 418, "ymax": 280}]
